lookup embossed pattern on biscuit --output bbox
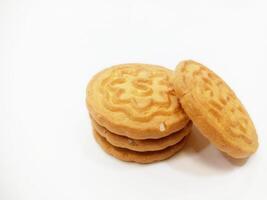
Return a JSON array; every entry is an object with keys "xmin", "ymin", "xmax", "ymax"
[
  {"xmin": 174, "ymin": 60, "xmax": 258, "ymax": 158},
  {"xmin": 100, "ymin": 67, "xmax": 177, "ymax": 122}
]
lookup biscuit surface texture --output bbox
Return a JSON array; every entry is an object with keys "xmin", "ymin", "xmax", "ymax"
[
  {"xmin": 173, "ymin": 60, "xmax": 258, "ymax": 158},
  {"xmin": 93, "ymin": 129, "xmax": 187, "ymax": 164},
  {"xmin": 92, "ymin": 118, "xmax": 191, "ymax": 152},
  {"xmin": 87, "ymin": 64, "xmax": 189, "ymax": 139}
]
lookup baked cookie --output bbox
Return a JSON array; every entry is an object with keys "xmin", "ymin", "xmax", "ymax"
[
  {"xmin": 93, "ymin": 129, "xmax": 187, "ymax": 164},
  {"xmin": 173, "ymin": 60, "xmax": 258, "ymax": 158},
  {"xmin": 86, "ymin": 64, "xmax": 189, "ymax": 139},
  {"xmin": 92, "ymin": 118, "xmax": 191, "ymax": 152}
]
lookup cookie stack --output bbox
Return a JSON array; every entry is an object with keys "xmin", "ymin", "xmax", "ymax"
[
  {"xmin": 86, "ymin": 61, "xmax": 259, "ymax": 164},
  {"xmin": 86, "ymin": 64, "xmax": 191, "ymax": 164}
]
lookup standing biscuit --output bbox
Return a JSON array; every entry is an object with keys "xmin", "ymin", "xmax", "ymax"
[{"xmin": 173, "ymin": 60, "xmax": 258, "ymax": 158}]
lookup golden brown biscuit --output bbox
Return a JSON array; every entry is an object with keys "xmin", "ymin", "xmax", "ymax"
[
  {"xmin": 91, "ymin": 118, "xmax": 191, "ymax": 152},
  {"xmin": 86, "ymin": 64, "xmax": 189, "ymax": 139},
  {"xmin": 93, "ymin": 129, "xmax": 187, "ymax": 164},
  {"xmin": 173, "ymin": 60, "xmax": 258, "ymax": 158}
]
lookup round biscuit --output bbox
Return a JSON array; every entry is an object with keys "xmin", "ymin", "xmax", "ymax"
[
  {"xmin": 173, "ymin": 60, "xmax": 258, "ymax": 158},
  {"xmin": 86, "ymin": 64, "xmax": 189, "ymax": 139}
]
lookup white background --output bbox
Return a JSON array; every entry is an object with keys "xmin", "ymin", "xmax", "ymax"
[{"xmin": 1, "ymin": 0, "xmax": 267, "ymax": 200}]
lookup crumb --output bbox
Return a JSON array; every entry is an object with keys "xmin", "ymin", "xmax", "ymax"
[{"xmin": 160, "ymin": 122, "xmax": 166, "ymax": 132}]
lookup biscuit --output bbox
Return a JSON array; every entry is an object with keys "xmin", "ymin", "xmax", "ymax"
[
  {"xmin": 93, "ymin": 129, "xmax": 188, "ymax": 164},
  {"xmin": 86, "ymin": 64, "xmax": 189, "ymax": 139},
  {"xmin": 173, "ymin": 60, "xmax": 258, "ymax": 158},
  {"xmin": 92, "ymin": 118, "xmax": 192, "ymax": 152}
]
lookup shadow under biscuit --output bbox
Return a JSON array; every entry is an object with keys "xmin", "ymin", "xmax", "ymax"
[
  {"xmin": 167, "ymin": 125, "xmax": 248, "ymax": 175},
  {"xmin": 185, "ymin": 125, "xmax": 210, "ymax": 152},
  {"xmin": 221, "ymin": 153, "xmax": 248, "ymax": 166}
]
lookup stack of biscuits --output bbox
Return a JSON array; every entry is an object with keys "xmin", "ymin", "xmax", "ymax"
[
  {"xmin": 86, "ymin": 61, "xmax": 259, "ymax": 164},
  {"xmin": 86, "ymin": 64, "xmax": 191, "ymax": 164}
]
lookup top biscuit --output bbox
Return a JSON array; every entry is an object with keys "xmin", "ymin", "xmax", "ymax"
[
  {"xmin": 86, "ymin": 64, "xmax": 189, "ymax": 139},
  {"xmin": 173, "ymin": 60, "xmax": 258, "ymax": 158}
]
